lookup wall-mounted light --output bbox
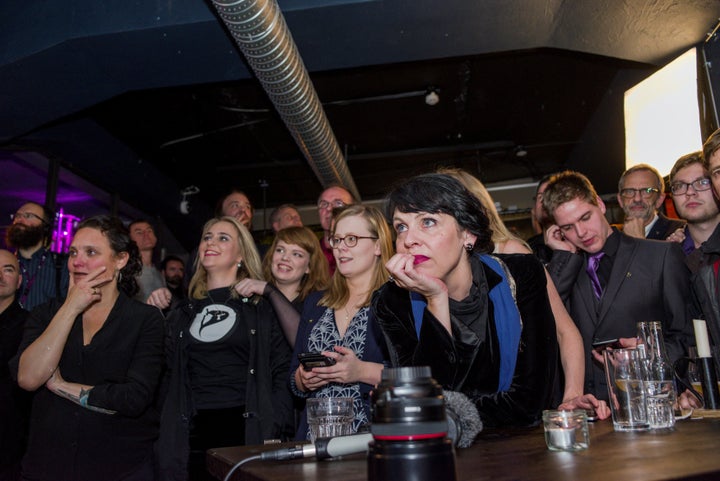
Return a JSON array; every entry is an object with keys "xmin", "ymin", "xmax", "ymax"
[
  {"xmin": 180, "ymin": 185, "xmax": 200, "ymax": 215},
  {"xmin": 425, "ymin": 87, "xmax": 440, "ymax": 106}
]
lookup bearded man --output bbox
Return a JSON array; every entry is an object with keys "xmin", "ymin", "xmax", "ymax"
[
  {"xmin": 616, "ymin": 164, "xmax": 685, "ymax": 240},
  {"xmin": 5, "ymin": 201, "xmax": 68, "ymax": 310}
]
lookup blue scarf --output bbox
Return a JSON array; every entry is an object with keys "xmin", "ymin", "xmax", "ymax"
[{"xmin": 410, "ymin": 254, "xmax": 521, "ymax": 391}]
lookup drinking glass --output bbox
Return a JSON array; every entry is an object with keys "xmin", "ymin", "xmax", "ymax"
[
  {"xmin": 604, "ymin": 348, "xmax": 649, "ymax": 431},
  {"xmin": 306, "ymin": 397, "xmax": 354, "ymax": 443}
]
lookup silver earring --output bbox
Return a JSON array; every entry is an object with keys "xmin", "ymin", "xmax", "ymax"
[
  {"xmin": 237, "ymin": 261, "xmax": 243, "ymax": 268},
  {"xmin": 465, "ymin": 243, "xmax": 474, "ymax": 252},
  {"xmin": 117, "ymin": 270, "xmax": 123, "ymax": 283}
]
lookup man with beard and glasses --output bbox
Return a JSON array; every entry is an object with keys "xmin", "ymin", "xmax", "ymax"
[
  {"xmin": 616, "ymin": 164, "xmax": 685, "ymax": 240},
  {"xmin": 5, "ymin": 202, "xmax": 68, "ymax": 311}
]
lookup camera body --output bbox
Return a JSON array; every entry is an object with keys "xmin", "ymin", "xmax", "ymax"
[{"xmin": 368, "ymin": 366, "xmax": 457, "ymax": 481}]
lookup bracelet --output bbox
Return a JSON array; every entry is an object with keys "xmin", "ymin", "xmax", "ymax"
[{"xmin": 79, "ymin": 387, "xmax": 91, "ymax": 407}]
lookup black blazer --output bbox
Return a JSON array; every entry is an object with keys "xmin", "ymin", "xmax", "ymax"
[
  {"xmin": 547, "ymin": 232, "xmax": 692, "ymax": 400},
  {"xmin": 646, "ymin": 213, "xmax": 686, "ymax": 241}
]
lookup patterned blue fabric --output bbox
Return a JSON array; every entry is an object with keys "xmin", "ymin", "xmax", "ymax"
[
  {"xmin": 305, "ymin": 306, "xmax": 370, "ymax": 437},
  {"xmin": 410, "ymin": 254, "xmax": 521, "ymax": 392}
]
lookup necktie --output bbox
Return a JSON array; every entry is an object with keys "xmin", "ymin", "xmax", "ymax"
[{"xmin": 586, "ymin": 252, "xmax": 605, "ymax": 299}]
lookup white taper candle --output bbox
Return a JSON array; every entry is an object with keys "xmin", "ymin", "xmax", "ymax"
[{"xmin": 693, "ymin": 319, "xmax": 712, "ymax": 358}]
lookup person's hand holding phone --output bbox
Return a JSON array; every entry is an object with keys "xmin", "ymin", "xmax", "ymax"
[{"xmin": 294, "ymin": 355, "xmax": 331, "ymax": 392}]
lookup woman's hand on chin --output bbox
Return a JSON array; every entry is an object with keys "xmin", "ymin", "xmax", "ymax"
[
  {"xmin": 385, "ymin": 253, "xmax": 448, "ymax": 299},
  {"xmin": 66, "ymin": 266, "xmax": 111, "ymax": 313}
]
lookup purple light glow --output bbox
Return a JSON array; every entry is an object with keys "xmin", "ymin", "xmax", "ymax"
[{"xmin": 52, "ymin": 207, "xmax": 80, "ymax": 254}]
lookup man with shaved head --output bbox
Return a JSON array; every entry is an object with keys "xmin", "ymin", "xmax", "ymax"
[{"xmin": 0, "ymin": 249, "xmax": 30, "ymax": 479}]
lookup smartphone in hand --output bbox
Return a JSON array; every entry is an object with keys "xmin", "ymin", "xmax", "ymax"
[
  {"xmin": 298, "ymin": 352, "xmax": 337, "ymax": 370},
  {"xmin": 591, "ymin": 338, "xmax": 622, "ymax": 351}
]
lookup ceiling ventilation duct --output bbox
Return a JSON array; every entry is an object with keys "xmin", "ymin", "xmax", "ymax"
[{"xmin": 208, "ymin": 0, "xmax": 361, "ymax": 200}]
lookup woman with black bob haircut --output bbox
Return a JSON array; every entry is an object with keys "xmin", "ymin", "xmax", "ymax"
[
  {"xmin": 12, "ymin": 215, "xmax": 165, "ymax": 480},
  {"xmin": 371, "ymin": 173, "xmax": 558, "ymax": 429}
]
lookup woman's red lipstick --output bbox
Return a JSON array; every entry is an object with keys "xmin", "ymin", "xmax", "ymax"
[{"xmin": 413, "ymin": 255, "xmax": 429, "ymax": 265}]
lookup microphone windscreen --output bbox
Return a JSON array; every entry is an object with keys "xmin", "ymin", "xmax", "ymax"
[{"xmin": 443, "ymin": 390, "xmax": 482, "ymax": 448}]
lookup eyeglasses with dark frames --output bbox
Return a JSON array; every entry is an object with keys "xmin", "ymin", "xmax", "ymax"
[
  {"xmin": 329, "ymin": 234, "xmax": 378, "ymax": 248},
  {"xmin": 11, "ymin": 211, "xmax": 48, "ymax": 224},
  {"xmin": 670, "ymin": 178, "xmax": 712, "ymax": 195},
  {"xmin": 619, "ymin": 187, "xmax": 660, "ymax": 199}
]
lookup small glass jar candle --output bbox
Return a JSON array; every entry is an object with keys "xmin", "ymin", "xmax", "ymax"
[{"xmin": 542, "ymin": 410, "xmax": 589, "ymax": 452}]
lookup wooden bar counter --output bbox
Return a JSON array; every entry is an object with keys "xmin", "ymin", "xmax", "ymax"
[{"xmin": 208, "ymin": 418, "xmax": 720, "ymax": 481}]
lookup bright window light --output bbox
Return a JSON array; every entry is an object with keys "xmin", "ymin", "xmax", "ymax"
[{"xmin": 624, "ymin": 48, "xmax": 702, "ymax": 176}]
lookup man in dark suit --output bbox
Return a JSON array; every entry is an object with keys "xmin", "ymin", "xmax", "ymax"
[
  {"xmin": 616, "ymin": 163, "xmax": 685, "ymax": 240},
  {"xmin": 543, "ymin": 171, "xmax": 692, "ymax": 400}
]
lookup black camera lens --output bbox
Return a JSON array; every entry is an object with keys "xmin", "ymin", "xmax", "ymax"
[
  {"xmin": 368, "ymin": 366, "xmax": 457, "ymax": 481},
  {"xmin": 370, "ymin": 366, "xmax": 447, "ymax": 439}
]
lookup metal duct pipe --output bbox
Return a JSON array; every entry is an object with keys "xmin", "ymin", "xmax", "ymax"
[{"xmin": 208, "ymin": 0, "xmax": 361, "ymax": 200}]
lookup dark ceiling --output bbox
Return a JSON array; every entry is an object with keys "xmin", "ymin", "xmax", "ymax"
[{"xmin": 1, "ymin": 0, "xmax": 718, "ymax": 251}]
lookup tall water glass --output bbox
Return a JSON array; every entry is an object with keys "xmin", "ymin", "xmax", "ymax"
[{"xmin": 603, "ymin": 348, "xmax": 649, "ymax": 431}]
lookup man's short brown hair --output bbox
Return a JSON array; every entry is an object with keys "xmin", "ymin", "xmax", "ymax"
[{"xmin": 542, "ymin": 170, "xmax": 599, "ymax": 222}]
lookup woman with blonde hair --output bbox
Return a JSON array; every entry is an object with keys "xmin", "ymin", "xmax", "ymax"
[
  {"xmin": 234, "ymin": 226, "xmax": 330, "ymax": 345},
  {"xmin": 156, "ymin": 216, "xmax": 293, "ymax": 481},
  {"xmin": 438, "ymin": 167, "xmax": 607, "ymax": 417},
  {"xmin": 289, "ymin": 205, "xmax": 393, "ymax": 440}
]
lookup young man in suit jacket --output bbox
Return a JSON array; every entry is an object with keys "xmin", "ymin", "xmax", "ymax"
[{"xmin": 542, "ymin": 170, "xmax": 692, "ymax": 401}]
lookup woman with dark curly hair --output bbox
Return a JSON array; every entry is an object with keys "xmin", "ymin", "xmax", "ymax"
[
  {"xmin": 371, "ymin": 173, "xmax": 559, "ymax": 429},
  {"xmin": 12, "ymin": 215, "xmax": 165, "ymax": 480}
]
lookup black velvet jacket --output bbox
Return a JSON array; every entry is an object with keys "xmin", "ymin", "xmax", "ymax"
[{"xmin": 371, "ymin": 254, "xmax": 558, "ymax": 427}]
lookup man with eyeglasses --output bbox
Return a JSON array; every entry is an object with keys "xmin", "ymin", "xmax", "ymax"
[
  {"xmin": 4, "ymin": 201, "xmax": 68, "ymax": 310},
  {"xmin": 666, "ymin": 152, "xmax": 720, "ymax": 260},
  {"xmin": 616, "ymin": 164, "xmax": 685, "ymax": 240},
  {"xmin": 683, "ymin": 130, "xmax": 720, "ymax": 368},
  {"xmin": 317, "ymin": 185, "xmax": 355, "ymax": 274}
]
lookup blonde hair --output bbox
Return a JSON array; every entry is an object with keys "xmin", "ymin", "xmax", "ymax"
[
  {"xmin": 262, "ymin": 226, "xmax": 330, "ymax": 302},
  {"xmin": 320, "ymin": 205, "xmax": 393, "ymax": 309},
  {"xmin": 438, "ymin": 167, "xmax": 530, "ymax": 251},
  {"xmin": 189, "ymin": 216, "xmax": 263, "ymax": 300}
]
